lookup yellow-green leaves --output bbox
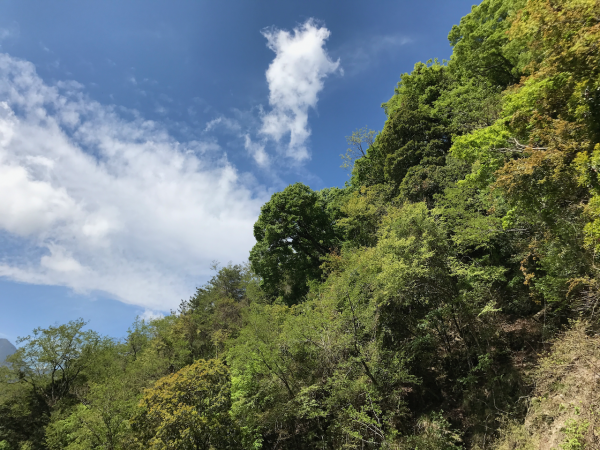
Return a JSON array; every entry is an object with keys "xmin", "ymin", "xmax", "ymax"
[
  {"xmin": 450, "ymin": 120, "xmax": 512, "ymax": 186},
  {"xmin": 130, "ymin": 359, "xmax": 236, "ymax": 450}
]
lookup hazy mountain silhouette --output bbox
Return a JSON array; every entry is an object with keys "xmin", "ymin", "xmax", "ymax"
[{"xmin": 0, "ymin": 338, "xmax": 17, "ymax": 364}]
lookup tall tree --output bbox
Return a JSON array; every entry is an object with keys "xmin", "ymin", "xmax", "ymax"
[
  {"xmin": 7, "ymin": 319, "xmax": 102, "ymax": 410},
  {"xmin": 249, "ymin": 183, "xmax": 345, "ymax": 304}
]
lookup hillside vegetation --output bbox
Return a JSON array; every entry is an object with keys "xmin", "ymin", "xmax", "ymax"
[{"xmin": 2, "ymin": 0, "xmax": 600, "ymax": 448}]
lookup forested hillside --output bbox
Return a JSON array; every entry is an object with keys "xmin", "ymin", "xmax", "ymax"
[{"xmin": 2, "ymin": 0, "xmax": 600, "ymax": 448}]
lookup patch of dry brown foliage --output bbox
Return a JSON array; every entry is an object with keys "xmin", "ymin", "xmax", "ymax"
[{"xmin": 494, "ymin": 322, "xmax": 600, "ymax": 449}]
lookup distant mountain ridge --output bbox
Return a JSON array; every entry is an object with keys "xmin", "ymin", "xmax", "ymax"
[{"xmin": 0, "ymin": 338, "xmax": 17, "ymax": 364}]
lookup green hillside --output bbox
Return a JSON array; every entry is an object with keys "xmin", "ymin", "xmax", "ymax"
[{"xmin": 2, "ymin": 0, "xmax": 600, "ymax": 448}]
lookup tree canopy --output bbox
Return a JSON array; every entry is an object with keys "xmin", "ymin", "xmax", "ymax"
[{"xmin": 249, "ymin": 182, "xmax": 345, "ymax": 304}]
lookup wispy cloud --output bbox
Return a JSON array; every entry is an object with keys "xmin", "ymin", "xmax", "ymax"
[
  {"xmin": 0, "ymin": 23, "xmax": 19, "ymax": 45},
  {"xmin": 260, "ymin": 19, "xmax": 340, "ymax": 162},
  {"xmin": 244, "ymin": 135, "xmax": 269, "ymax": 167},
  {"xmin": 204, "ymin": 116, "xmax": 241, "ymax": 133},
  {"xmin": 338, "ymin": 34, "xmax": 412, "ymax": 76},
  {"xmin": 0, "ymin": 53, "xmax": 268, "ymax": 311}
]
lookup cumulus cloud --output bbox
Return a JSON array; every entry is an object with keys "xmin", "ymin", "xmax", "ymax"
[
  {"xmin": 260, "ymin": 20, "xmax": 340, "ymax": 161},
  {"xmin": 0, "ymin": 53, "xmax": 268, "ymax": 311}
]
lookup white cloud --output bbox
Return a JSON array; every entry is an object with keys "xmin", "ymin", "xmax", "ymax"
[
  {"xmin": 244, "ymin": 135, "xmax": 269, "ymax": 167},
  {"xmin": 204, "ymin": 116, "xmax": 241, "ymax": 133},
  {"xmin": 260, "ymin": 19, "xmax": 340, "ymax": 161},
  {"xmin": 40, "ymin": 246, "xmax": 85, "ymax": 274},
  {"xmin": 0, "ymin": 53, "xmax": 268, "ymax": 311},
  {"xmin": 0, "ymin": 157, "xmax": 78, "ymax": 236},
  {"xmin": 140, "ymin": 309, "xmax": 164, "ymax": 322}
]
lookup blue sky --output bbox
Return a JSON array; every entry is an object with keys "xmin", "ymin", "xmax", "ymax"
[{"xmin": 0, "ymin": 0, "xmax": 475, "ymax": 343}]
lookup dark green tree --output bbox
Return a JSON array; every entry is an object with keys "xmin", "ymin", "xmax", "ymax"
[
  {"xmin": 353, "ymin": 61, "xmax": 473, "ymax": 204},
  {"xmin": 249, "ymin": 183, "xmax": 345, "ymax": 304}
]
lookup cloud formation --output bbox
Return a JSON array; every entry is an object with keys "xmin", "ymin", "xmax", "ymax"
[
  {"xmin": 339, "ymin": 34, "xmax": 412, "ymax": 76},
  {"xmin": 0, "ymin": 53, "xmax": 267, "ymax": 311},
  {"xmin": 260, "ymin": 20, "xmax": 340, "ymax": 161},
  {"xmin": 244, "ymin": 135, "xmax": 269, "ymax": 167}
]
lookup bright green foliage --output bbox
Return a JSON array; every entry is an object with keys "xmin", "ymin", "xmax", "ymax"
[
  {"xmin": 124, "ymin": 317, "xmax": 152, "ymax": 361},
  {"xmin": 232, "ymin": 200, "xmax": 520, "ymax": 447},
  {"xmin": 575, "ymin": 144, "xmax": 600, "ymax": 251},
  {"xmin": 559, "ymin": 419, "xmax": 589, "ymax": 450},
  {"xmin": 397, "ymin": 412, "xmax": 462, "ymax": 450},
  {"xmin": 189, "ymin": 262, "xmax": 248, "ymax": 306},
  {"xmin": 45, "ymin": 378, "xmax": 137, "ymax": 450},
  {"xmin": 337, "ymin": 185, "xmax": 393, "ymax": 248},
  {"xmin": 448, "ymin": 0, "xmax": 525, "ymax": 86},
  {"xmin": 130, "ymin": 359, "xmax": 237, "ymax": 449},
  {"xmin": 459, "ymin": 0, "xmax": 600, "ymax": 307},
  {"xmin": 228, "ymin": 258, "xmax": 415, "ymax": 448}
]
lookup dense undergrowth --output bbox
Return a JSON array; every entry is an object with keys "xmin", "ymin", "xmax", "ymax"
[{"xmin": 2, "ymin": 0, "xmax": 600, "ymax": 448}]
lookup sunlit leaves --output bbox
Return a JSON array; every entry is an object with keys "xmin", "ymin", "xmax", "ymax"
[{"xmin": 130, "ymin": 359, "xmax": 236, "ymax": 450}]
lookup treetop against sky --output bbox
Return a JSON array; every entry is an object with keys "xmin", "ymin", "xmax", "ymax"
[{"xmin": 0, "ymin": 0, "xmax": 475, "ymax": 342}]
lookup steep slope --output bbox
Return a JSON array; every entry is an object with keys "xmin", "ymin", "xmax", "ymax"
[{"xmin": 494, "ymin": 323, "xmax": 600, "ymax": 449}]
